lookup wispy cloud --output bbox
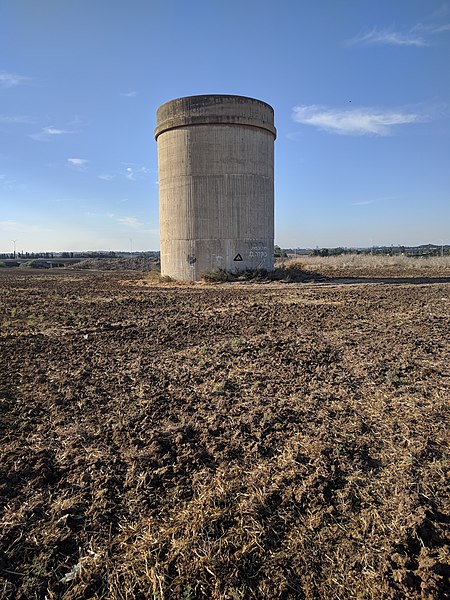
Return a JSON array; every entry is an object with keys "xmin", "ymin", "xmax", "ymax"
[
  {"xmin": 0, "ymin": 176, "xmax": 28, "ymax": 192},
  {"xmin": 30, "ymin": 126, "xmax": 73, "ymax": 142},
  {"xmin": 0, "ymin": 220, "xmax": 17, "ymax": 230},
  {"xmin": 67, "ymin": 158, "xmax": 89, "ymax": 170},
  {"xmin": 0, "ymin": 220, "xmax": 49, "ymax": 233},
  {"xmin": 412, "ymin": 20, "xmax": 450, "ymax": 34},
  {"xmin": 348, "ymin": 27, "xmax": 427, "ymax": 46},
  {"xmin": 116, "ymin": 216, "xmax": 145, "ymax": 229},
  {"xmin": 430, "ymin": 4, "xmax": 450, "ymax": 19},
  {"xmin": 292, "ymin": 105, "xmax": 425, "ymax": 136},
  {"xmin": 108, "ymin": 213, "xmax": 152, "ymax": 231},
  {"xmin": 124, "ymin": 165, "xmax": 150, "ymax": 181},
  {"xmin": 122, "ymin": 91, "xmax": 138, "ymax": 97},
  {"xmin": 348, "ymin": 16, "xmax": 450, "ymax": 47},
  {"xmin": 285, "ymin": 132, "xmax": 303, "ymax": 141},
  {"xmin": 352, "ymin": 200, "xmax": 376, "ymax": 206},
  {"xmin": 351, "ymin": 196, "xmax": 395, "ymax": 206},
  {"xmin": 45, "ymin": 127, "xmax": 69, "ymax": 135},
  {"xmin": 0, "ymin": 71, "xmax": 30, "ymax": 88},
  {"xmin": 0, "ymin": 114, "xmax": 35, "ymax": 124},
  {"xmin": 98, "ymin": 165, "xmax": 150, "ymax": 181}
]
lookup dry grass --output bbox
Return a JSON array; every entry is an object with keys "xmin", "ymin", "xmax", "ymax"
[{"xmin": 282, "ymin": 253, "xmax": 450, "ymax": 272}]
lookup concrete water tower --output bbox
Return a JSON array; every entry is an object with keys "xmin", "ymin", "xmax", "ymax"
[{"xmin": 155, "ymin": 94, "xmax": 276, "ymax": 281}]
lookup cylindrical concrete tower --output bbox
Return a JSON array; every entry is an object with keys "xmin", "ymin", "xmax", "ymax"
[{"xmin": 155, "ymin": 94, "xmax": 276, "ymax": 281}]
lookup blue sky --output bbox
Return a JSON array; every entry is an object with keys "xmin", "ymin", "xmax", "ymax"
[{"xmin": 1, "ymin": 0, "xmax": 449, "ymax": 252}]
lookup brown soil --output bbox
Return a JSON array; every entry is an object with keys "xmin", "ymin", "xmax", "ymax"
[
  {"xmin": 72, "ymin": 257, "xmax": 159, "ymax": 271},
  {"xmin": 1, "ymin": 269, "xmax": 449, "ymax": 599}
]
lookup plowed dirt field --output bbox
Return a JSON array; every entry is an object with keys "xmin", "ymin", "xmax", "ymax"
[{"xmin": 1, "ymin": 269, "xmax": 449, "ymax": 599}]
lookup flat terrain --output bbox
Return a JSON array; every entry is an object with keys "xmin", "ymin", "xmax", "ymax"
[{"xmin": 1, "ymin": 268, "xmax": 449, "ymax": 599}]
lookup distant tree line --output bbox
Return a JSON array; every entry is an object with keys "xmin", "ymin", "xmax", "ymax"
[
  {"xmin": 309, "ymin": 247, "xmax": 355, "ymax": 257},
  {"xmin": 58, "ymin": 251, "xmax": 118, "ymax": 258},
  {"xmin": 0, "ymin": 252, "xmax": 56, "ymax": 259},
  {"xmin": 309, "ymin": 245, "xmax": 449, "ymax": 257},
  {"xmin": 0, "ymin": 250, "xmax": 161, "ymax": 260}
]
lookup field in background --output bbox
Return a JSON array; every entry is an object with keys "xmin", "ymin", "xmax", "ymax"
[
  {"xmin": 282, "ymin": 253, "xmax": 450, "ymax": 274},
  {"xmin": 1, "ymin": 268, "xmax": 449, "ymax": 599}
]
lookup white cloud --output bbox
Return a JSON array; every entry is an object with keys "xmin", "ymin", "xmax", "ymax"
[
  {"xmin": 0, "ymin": 220, "xmax": 18, "ymax": 230},
  {"xmin": 67, "ymin": 158, "xmax": 89, "ymax": 169},
  {"xmin": 348, "ymin": 17, "xmax": 450, "ymax": 47},
  {"xmin": 122, "ymin": 91, "xmax": 138, "ymax": 97},
  {"xmin": 292, "ymin": 105, "xmax": 424, "ymax": 136},
  {"xmin": 351, "ymin": 196, "xmax": 396, "ymax": 206},
  {"xmin": 116, "ymin": 216, "xmax": 144, "ymax": 229},
  {"xmin": 411, "ymin": 22, "xmax": 450, "ymax": 35},
  {"xmin": 97, "ymin": 164, "xmax": 151, "ymax": 182},
  {"xmin": 0, "ymin": 115, "xmax": 35, "ymax": 124},
  {"xmin": 352, "ymin": 200, "xmax": 376, "ymax": 206},
  {"xmin": 0, "ymin": 220, "xmax": 49, "ymax": 233},
  {"xmin": 108, "ymin": 213, "xmax": 155, "ymax": 232},
  {"xmin": 124, "ymin": 165, "xmax": 150, "ymax": 181},
  {"xmin": 30, "ymin": 126, "xmax": 73, "ymax": 142},
  {"xmin": 29, "ymin": 132, "xmax": 48, "ymax": 142},
  {"xmin": 348, "ymin": 27, "xmax": 427, "ymax": 46},
  {"xmin": 0, "ymin": 177, "xmax": 28, "ymax": 192},
  {"xmin": 45, "ymin": 127, "xmax": 69, "ymax": 135},
  {"xmin": 0, "ymin": 71, "xmax": 29, "ymax": 88},
  {"xmin": 285, "ymin": 132, "xmax": 303, "ymax": 141}
]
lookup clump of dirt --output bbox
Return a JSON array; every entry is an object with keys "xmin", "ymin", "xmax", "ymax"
[{"xmin": 1, "ymin": 269, "xmax": 449, "ymax": 599}]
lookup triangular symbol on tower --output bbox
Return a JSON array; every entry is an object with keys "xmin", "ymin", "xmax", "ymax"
[{"xmin": 233, "ymin": 254, "xmax": 243, "ymax": 262}]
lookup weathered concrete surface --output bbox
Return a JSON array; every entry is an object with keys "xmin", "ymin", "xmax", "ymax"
[{"xmin": 155, "ymin": 95, "xmax": 276, "ymax": 281}]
